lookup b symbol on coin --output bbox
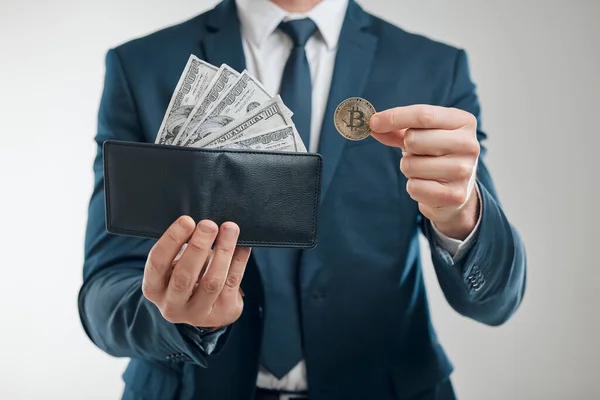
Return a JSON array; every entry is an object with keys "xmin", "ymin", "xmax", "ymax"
[
  {"xmin": 348, "ymin": 107, "xmax": 365, "ymax": 130},
  {"xmin": 334, "ymin": 97, "xmax": 376, "ymax": 140}
]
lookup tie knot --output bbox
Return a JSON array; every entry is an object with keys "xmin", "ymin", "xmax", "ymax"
[{"xmin": 278, "ymin": 18, "xmax": 318, "ymax": 47}]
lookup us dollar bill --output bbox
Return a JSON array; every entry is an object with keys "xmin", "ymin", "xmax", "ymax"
[
  {"xmin": 176, "ymin": 64, "xmax": 240, "ymax": 145},
  {"xmin": 217, "ymin": 126, "xmax": 305, "ymax": 153},
  {"xmin": 185, "ymin": 71, "xmax": 287, "ymax": 146},
  {"xmin": 193, "ymin": 96, "xmax": 293, "ymax": 148},
  {"xmin": 155, "ymin": 55, "xmax": 218, "ymax": 145}
]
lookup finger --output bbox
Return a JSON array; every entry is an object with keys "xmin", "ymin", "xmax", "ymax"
[
  {"xmin": 191, "ymin": 222, "xmax": 240, "ymax": 316},
  {"xmin": 370, "ymin": 105, "xmax": 476, "ymax": 132},
  {"xmin": 142, "ymin": 216, "xmax": 196, "ymax": 301},
  {"xmin": 403, "ymin": 128, "xmax": 479, "ymax": 156},
  {"xmin": 198, "ymin": 249, "xmax": 213, "ymax": 280},
  {"xmin": 192, "ymin": 249, "xmax": 213, "ymax": 291},
  {"xmin": 218, "ymin": 247, "xmax": 251, "ymax": 298},
  {"xmin": 406, "ymin": 178, "xmax": 469, "ymax": 209},
  {"xmin": 163, "ymin": 220, "xmax": 218, "ymax": 313},
  {"xmin": 400, "ymin": 155, "xmax": 476, "ymax": 183},
  {"xmin": 212, "ymin": 246, "xmax": 251, "ymax": 322},
  {"xmin": 370, "ymin": 129, "xmax": 406, "ymax": 149}
]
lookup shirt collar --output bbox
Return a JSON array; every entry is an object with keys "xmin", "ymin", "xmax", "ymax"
[{"xmin": 235, "ymin": 0, "xmax": 349, "ymax": 51}]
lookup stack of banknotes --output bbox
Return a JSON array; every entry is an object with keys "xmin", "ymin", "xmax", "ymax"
[{"xmin": 154, "ymin": 54, "xmax": 307, "ymax": 153}]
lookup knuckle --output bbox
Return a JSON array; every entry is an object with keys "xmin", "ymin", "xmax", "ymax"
[
  {"xmin": 417, "ymin": 107, "xmax": 435, "ymax": 126},
  {"xmin": 145, "ymin": 257, "xmax": 162, "ymax": 275},
  {"xmin": 170, "ymin": 273, "xmax": 193, "ymax": 291},
  {"xmin": 160, "ymin": 303, "xmax": 180, "ymax": 323},
  {"xmin": 444, "ymin": 187, "xmax": 467, "ymax": 205},
  {"xmin": 231, "ymin": 251, "xmax": 248, "ymax": 265},
  {"xmin": 404, "ymin": 129, "xmax": 416, "ymax": 149},
  {"xmin": 202, "ymin": 276, "xmax": 224, "ymax": 293},
  {"xmin": 188, "ymin": 237, "xmax": 211, "ymax": 253},
  {"xmin": 165, "ymin": 230, "xmax": 179, "ymax": 244},
  {"xmin": 462, "ymin": 138, "xmax": 480, "ymax": 156},
  {"xmin": 224, "ymin": 272, "xmax": 243, "ymax": 289},
  {"xmin": 217, "ymin": 245, "xmax": 235, "ymax": 255},
  {"xmin": 141, "ymin": 281, "xmax": 159, "ymax": 300},
  {"xmin": 470, "ymin": 141, "xmax": 481, "ymax": 157},
  {"xmin": 456, "ymin": 162, "xmax": 473, "ymax": 179}
]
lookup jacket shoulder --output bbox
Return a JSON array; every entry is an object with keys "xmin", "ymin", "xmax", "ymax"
[
  {"xmin": 368, "ymin": 13, "xmax": 463, "ymax": 62},
  {"xmin": 109, "ymin": 11, "xmax": 211, "ymax": 63},
  {"xmin": 362, "ymin": 10, "xmax": 475, "ymax": 108}
]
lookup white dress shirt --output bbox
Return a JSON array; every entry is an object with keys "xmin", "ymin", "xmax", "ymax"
[{"xmin": 234, "ymin": 0, "xmax": 481, "ymax": 391}]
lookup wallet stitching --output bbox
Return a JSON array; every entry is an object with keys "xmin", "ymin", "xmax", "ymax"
[
  {"xmin": 309, "ymin": 155, "xmax": 322, "ymax": 244},
  {"xmin": 107, "ymin": 224, "xmax": 312, "ymax": 246},
  {"xmin": 103, "ymin": 141, "xmax": 321, "ymax": 247},
  {"xmin": 103, "ymin": 146, "xmax": 115, "ymax": 232}
]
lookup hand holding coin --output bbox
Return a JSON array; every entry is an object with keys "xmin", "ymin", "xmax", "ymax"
[{"xmin": 368, "ymin": 104, "xmax": 482, "ymax": 240}]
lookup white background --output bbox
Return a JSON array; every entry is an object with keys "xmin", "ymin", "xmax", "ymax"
[{"xmin": 1, "ymin": 0, "xmax": 599, "ymax": 399}]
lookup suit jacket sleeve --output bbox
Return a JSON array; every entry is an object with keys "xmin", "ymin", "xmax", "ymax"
[
  {"xmin": 421, "ymin": 49, "xmax": 527, "ymax": 326},
  {"xmin": 77, "ymin": 49, "xmax": 228, "ymax": 366}
]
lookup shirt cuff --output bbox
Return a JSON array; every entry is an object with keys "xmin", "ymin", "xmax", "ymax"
[
  {"xmin": 177, "ymin": 324, "xmax": 229, "ymax": 356},
  {"xmin": 430, "ymin": 184, "xmax": 482, "ymax": 261}
]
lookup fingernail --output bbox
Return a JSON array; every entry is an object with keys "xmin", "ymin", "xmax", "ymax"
[
  {"xmin": 221, "ymin": 222, "xmax": 239, "ymax": 236},
  {"xmin": 199, "ymin": 221, "xmax": 216, "ymax": 233},
  {"xmin": 178, "ymin": 216, "xmax": 195, "ymax": 230},
  {"xmin": 370, "ymin": 114, "xmax": 380, "ymax": 131}
]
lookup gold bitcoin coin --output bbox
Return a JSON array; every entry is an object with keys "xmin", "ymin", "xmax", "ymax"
[{"xmin": 334, "ymin": 97, "xmax": 376, "ymax": 140}]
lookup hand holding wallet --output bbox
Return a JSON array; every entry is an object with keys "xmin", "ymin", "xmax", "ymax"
[{"xmin": 140, "ymin": 216, "xmax": 251, "ymax": 330}]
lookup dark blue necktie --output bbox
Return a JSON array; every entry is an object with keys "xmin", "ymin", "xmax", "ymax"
[
  {"xmin": 278, "ymin": 18, "xmax": 317, "ymax": 149},
  {"xmin": 259, "ymin": 18, "xmax": 317, "ymax": 379}
]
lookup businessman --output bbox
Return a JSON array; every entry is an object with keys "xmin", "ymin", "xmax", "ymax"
[{"xmin": 78, "ymin": 0, "xmax": 527, "ymax": 399}]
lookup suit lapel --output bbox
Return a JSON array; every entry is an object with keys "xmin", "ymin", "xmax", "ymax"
[
  {"xmin": 298, "ymin": 2, "xmax": 379, "ymax": 286},
  {"xmin": 200, "ymin": 0, "xmax": 246, "ymax": 72},
  {"xmin": 316, "ymin": 1, "xmax": 378, "ymax": 203}
]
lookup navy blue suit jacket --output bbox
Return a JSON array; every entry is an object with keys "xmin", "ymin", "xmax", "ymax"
[{"xmin": 78, "ymin": 1, "xmax": 527, "ymax": 399}]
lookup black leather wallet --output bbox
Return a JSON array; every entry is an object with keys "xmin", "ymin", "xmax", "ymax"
[{"xmin": 102, "ymin": 140, "xmax": 323, "ymax": 248}]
